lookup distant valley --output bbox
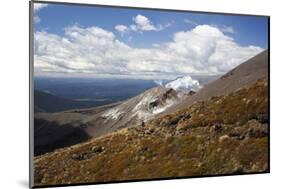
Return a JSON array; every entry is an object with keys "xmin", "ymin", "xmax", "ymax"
[{"xmin": 34, "ymin": 75, "xmax": 218, "ymax": 113}]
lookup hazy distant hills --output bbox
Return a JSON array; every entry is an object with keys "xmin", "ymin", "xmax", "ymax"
[
  {"xmin": 34, "ymin": 90, "xmax": 106, "ymax": 113},
  {"xmin": 34, "ymin": 75, "xmax": 219, "ymax": 113},
  {"xmin": 35, "ymin": 90, "xmax": 80, "ymax": 113},
  {"xmin": 34, "ymin": 78, "xmax": 161, "ymax": 113}
]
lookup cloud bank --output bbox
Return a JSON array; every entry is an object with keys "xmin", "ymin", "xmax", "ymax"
[{"xmin": 34, "ymin": 24, "xmax": 263, "ymax": 79}]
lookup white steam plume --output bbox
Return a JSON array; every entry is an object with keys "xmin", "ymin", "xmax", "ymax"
[{"xmin": 154, "ymin": 80, "xmax": 164, "ymax": 86}]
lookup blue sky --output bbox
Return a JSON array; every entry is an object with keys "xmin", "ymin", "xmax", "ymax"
[
  {"xmin": 35, "ymin": 3, "xmax": 268, "ymax": 48},
  {"xmin": 33, "ymin": 2, "xmax": 268, "ymax": 79}
]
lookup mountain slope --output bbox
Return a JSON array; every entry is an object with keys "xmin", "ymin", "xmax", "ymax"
[
  {"xmin": 34, "ymin": 87, "xmax": 185, "ymax": 155},
  {"xmin": 34, "ymin": 78, "xmax": 268, "ymax": 186},
  {"xmin": 86, "ymin": 87, "xmax": 182, "ymax": 136},
  {"xmin": 34, "ymin": 50, "xmax": 268, "ymax": 156}
]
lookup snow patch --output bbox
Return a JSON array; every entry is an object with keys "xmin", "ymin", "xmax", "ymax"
[
  {"xmin": 165, "ymin": 76, "xmax": 201, "ymax": 92},
  {"xmin": 102, "ymin": 108, "xmax": 123, "ymax": 120}
]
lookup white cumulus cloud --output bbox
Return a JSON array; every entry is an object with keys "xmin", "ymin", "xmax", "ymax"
[
  {"xmin": 114, "ymin": 25, "xmax": 128, "ymax": 33},
  {"xmin": 132, "ymin": 14, "xmax": 171, "ymax": 32},
  {"xmin": 115, "ymin": 14, "xmax": 171, "ymax": 35},
  {"xmin": 133, "ymin": 14, "xmax": 158, "ymax": 31},
  {"xmin": 34, "ymin": 24, "xmax": 264, "ymax": 79},
  {"xmin": 115, "ymin": 24, "xmax": 128, "ymax": 33}
]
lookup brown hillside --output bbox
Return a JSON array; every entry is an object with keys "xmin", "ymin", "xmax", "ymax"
[{"xmin": 34, "ymin": 78, "xmax": 268, "ymax": 186}]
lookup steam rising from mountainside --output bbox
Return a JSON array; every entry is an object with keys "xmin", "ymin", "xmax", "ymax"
[
  {"xmin": 153, "ymin": 80, "xmax": 164, "ymax": 86},
  {"xmin": 154, "ymin": 76, "xmax": 201, "ymax": 92},
  {"xmin": 165, "ymin": 76, "xmax": 201, "ymax": 92}
]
